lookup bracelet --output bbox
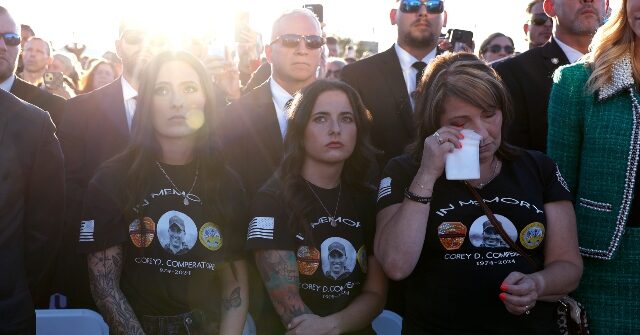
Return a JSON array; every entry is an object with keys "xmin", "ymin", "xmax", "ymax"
[{"xmin": 404, "ymin": 188, "xmax": 432, "ymax": 204}]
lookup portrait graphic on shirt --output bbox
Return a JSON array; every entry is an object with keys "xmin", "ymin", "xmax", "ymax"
[
  {"xmin": 157, "ymin": 210, "xmax": 197, "ymax": 255},
  {"xmin": 321, "ymin": 237, "xmax": 356, "ymax": 281},
  {"xmin": 469, "ymin": 214, "xmax": 517, "ymax": 248}
]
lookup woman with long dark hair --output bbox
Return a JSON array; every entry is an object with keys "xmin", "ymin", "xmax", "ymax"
[
  {"xmin": 79, "ymin": 51, "xmax": 248, "ymax": 334},
  {"xmin": 246, "ymin": 80, "xmax": 387, "ymax": 334}
]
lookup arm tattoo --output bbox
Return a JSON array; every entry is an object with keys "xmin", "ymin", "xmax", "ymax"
[
  {"xmin": 222, "ymin": 286, "xmax": 242, "ymax": 311},
  {"xmin": 88, "ymin": 246, "xmax": 144, "ymax": 335},
  {"xmin": 255, "ymin": 250, "xmax": 312, "ymax": 325}
]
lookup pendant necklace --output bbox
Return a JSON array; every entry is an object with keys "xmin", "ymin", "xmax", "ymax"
[
  {"xmin": 156, "ymin": 161, "xmax": 199, "ymax": 206},
  {"xmin": 304, "ymin": 179, "xmax": 341, "ymax": 227},
  {"xmin": 476, "ymin": 157, "xmax": 500, "ymax": 189}
]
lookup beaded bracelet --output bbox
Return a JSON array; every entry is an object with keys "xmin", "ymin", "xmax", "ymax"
[{"xmin": 404, "ymin": 188, "xmax": 432, "ymax": 204}]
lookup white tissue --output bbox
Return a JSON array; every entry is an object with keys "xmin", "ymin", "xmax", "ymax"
[{"xmin": 445, "ymin": 129, "xmax": 482, "ymax": 180}]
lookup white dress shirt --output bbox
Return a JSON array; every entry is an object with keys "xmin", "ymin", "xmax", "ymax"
[
  {"xmin": 121, "ymin": 77, "xmax": 138, "ymax": 130},
  {"xmin": 554, "ymin": 36, "xmax": 584, "ymax": 64},
  {"xmin": 394, "ymin": 43, "xmax": 437, "ymax": 110},
  {"xmin": 270, "ymin": 78, "xmax": 294, "ymax": 139},
  {"xmin": 0, "ymin": 75, "xmax": 16, "ymax": 92}
]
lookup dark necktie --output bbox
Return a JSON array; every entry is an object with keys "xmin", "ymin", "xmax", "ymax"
[
  {"xmin": 412, "ymin": 61, "xmax": 427, "ymax": 89},
  {"xmin": 285, "ymin": 98, "xmax": 294, "ymax": 111}
]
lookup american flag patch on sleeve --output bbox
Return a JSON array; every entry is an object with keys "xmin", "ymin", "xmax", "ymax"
[
  {"xmin": 247, "ymin": 217, "xmax": 274, "ymax": 240},
  {"xmin": 377, "ymin": 177, "xmax": 392, "ymax": 201},
  {"xmin": 79, "ymin": 220, "xmax": 95, "ymax": 242}
]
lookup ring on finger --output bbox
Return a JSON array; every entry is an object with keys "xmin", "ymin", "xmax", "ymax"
[
  {"xmin": 433, "ymin": 131, "xmax": 445, "ymax": 145},
  {"xmin": 524, "ymin": 305, "xmax": 531, "ymax": 315}
]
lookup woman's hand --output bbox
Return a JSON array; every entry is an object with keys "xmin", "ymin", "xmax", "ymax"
[
  {"xmin": 499, "ymin": 271, "xmax": 540, "ymax": 315},
  {"xmin": 286, "ymin": 314, "xmax": 339, "ymax": 335},
  {"xmin": 417, "ymin": 126, "xmax": 463, "ymax": 180}
]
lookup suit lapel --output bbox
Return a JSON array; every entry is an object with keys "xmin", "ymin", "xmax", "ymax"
[
  {"xmin": 540, "ymin": 39, "xmax": 570, "ymax": 74},
  {"xmin": 99, "ymin": 78, "xmax": 130, "ymax": 139},
  {"xmin": 380, "ymin": 47, "xmax": 414, "ymax": 134},
  {"xmin": 252, "ymin": 82, "xmax": 283, "ymax": 161}
]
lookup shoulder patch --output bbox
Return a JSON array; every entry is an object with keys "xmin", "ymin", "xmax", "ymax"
[
  {"xmin": 377, "ymin": 177, "xmax": 392, "ymax": 201},
  {"xmin": 247, "ymin": 217, "xmax": 275, "ymax": 240}
]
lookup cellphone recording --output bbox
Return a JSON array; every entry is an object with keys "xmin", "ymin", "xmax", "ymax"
[
  {"xmin": 446, "ymin": 29, "xmax": 474, "ymax": 52},
  {"xmin": 43, "ymin": 72, "xmax": 64, "ymax": 90},
  {"xmin": 303, "ymin": 4, "xmax": 323, "ymax": 23}
]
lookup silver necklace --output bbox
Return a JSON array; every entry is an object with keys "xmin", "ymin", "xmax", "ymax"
[
  {"xmin": 156, "ymin": 161, "xmax": 199, "ymax": 206},
  {"xmin": 304, "ymin": 180, "xmax": 341, "ymax": 227},
  {"xmin": 475, "ymin": 157, "xmax": 500, "ymax": 189}
]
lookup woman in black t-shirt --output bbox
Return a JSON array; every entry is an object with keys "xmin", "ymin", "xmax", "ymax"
[
  {"xmin": 375, "ymin": 53, "xmax": 583, "ymax": 334},
  {"xmin": 80, "ymin": 51, "xmax": 248, "ymax": 335},
  {"xmin": 246, "ymin": 80, "xmax": 387, "ymax": 335}
]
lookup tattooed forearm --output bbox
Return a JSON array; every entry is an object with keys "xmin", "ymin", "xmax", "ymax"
[
  {"xmin": 222, "ymin": 287, "xmax": 242, "ymax": 311},
  {"xmin": 255, "ymin": 250, "xmax": 313, "ymax": 325},
  {"xmin": 88, "ymin": 245, "xmax": 144, "ymax": 335}
]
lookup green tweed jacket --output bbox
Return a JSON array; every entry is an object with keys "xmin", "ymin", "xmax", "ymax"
[{"xmin": 547, "ymin": 56, "xmax": 640, "ymax": 260}]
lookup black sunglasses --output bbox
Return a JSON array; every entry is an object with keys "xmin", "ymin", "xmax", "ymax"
[
  {"xmin": 0, "ymin": 32, "xmax": 21, "ymax": 47},
  {"xmin": 530, "ymin": 13, "xmax": 552, "ymax": 26},
  {"xmin": 270, "ymin": 34, "xmax": 325, "ymax": 49},
  {"xmin": 399, "ymin": 0, "xmax": 445, "ymax": 14},
  {"xmin": 487, "ymin": 44, "xmax": 515, "ymax": 54}
]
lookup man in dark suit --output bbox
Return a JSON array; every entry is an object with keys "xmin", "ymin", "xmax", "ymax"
[
  {"xmin": 0, "ymin": 88, "xmax": 64, "ymax": 334},
  {"xmin": 494, "ymin": 0, "xmax": 608, "ymax": 152},
  {"xmin": 342, "ymin": 0, "xmax": 447, "ymax": 166},
  {"xmin": 221, "ymin": 8, "xmax": 323, "ymax": 334},
  {"xmin": 55, "ymin": 19, "xmax": 166, "ymax": 309},
  {"xmin": 0, "ymin": 7, "xmax": 64, "ymax": 128}
]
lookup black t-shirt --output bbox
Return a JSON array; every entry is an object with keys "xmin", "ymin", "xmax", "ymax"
[
  {"xmin": 78, "ymin": 158, "xmax": 246, "ymax": 320},
  {"xmin": 377, "ymin": 151, "xmax": 572, "ymax": 335},
  {"xmin": 246, "ymin": 177, "xmax": 376, "ymax": 335}
]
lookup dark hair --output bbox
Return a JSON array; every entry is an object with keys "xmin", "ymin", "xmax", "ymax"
[
  {"xmin": 412, "ymin": 52, "xmax": 520, "ymax": 161},
  {"xmin": 106, "ymin": 51, "xmax": 238, "ymax": 226},
  {"xmin": 478, "ymin": 32, "xmax": 514, "ymax": 57},
  {"xmin": 526, "ymin": 0, "xmax": 542, "ymax": 14},
  {"xmin": 277, "ymin": 80, "xmax": 377, "ymax": 242}
]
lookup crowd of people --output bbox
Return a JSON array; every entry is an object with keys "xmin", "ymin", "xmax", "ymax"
[{"xmin": 1, "ymin": 0, "xmax": 638, "ymax": 334}]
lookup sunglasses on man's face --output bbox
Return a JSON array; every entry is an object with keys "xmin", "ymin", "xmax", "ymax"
[
  {"xmin": 530, "ymin": 13, "xmax": 552, "ymax": 26},
  {"xmin": 0, "ymin": 33, "xmax": 21, "ymax": 47},
  {"xmin": 270, "ymin": 34, "xmax": 325, "ymax": 50},
  {"xmin": 487, "ymin": 44, "xmax": 515, "ymax": 54},
  {"xmin": 399, "ymin": 0, "xmax": 445, "ymax": 14}
]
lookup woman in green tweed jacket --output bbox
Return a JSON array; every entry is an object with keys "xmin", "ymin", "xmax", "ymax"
[{"xmin": 547, "ymin": 0, "xmax": 640, "ymax": 333}]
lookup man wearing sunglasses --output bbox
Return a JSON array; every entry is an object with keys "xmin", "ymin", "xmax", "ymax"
[
  {"xmin": 220, "ymin": 8, "xmax": 323, "ymax": 334},
  {"xmin": 342, "ymin": 0, "xmax": 447, "ymax": 167},
  {"xmin": 0, "ymin": 8, "xmax": 65, "ymax": 128},
  {"xmin": 55, "ymin": 18, "xmax": 167, "ymax": 312},
  {"xmin": 0, "ymin": 7, "xmax": 65, "ymax": 334},
  {"xmin": 524, "ymin": 0, "xmax": 553, "ymax": 50},
  {"xmin": 495, "ymin": 0, "xmax": 608, "ymax": 153}
]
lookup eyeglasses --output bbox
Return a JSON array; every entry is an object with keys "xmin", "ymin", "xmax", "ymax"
[
  {"xmin": 270, "ymin": 34, "xmax": 325, "ymax": 49},
  {"xmin": 487, "ymin": 44, "xmax": 515, "ymax": 54},
  {"xmin": 530, "ymin": 13, "xmax": 552, "ymax": 26},
  {"xmin": 399, "ymin": 0, "xmax": 445, "ymax": 14},
  {"xmin": 0, "ymin": 33, "xmax": 21, "ymax": 47}
]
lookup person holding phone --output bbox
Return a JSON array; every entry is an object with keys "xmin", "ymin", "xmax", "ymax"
[
  {"xmin": 375, "ymin": 53, "xmax": 582, "ymax": 334},
  {"xmin": 79, "ymin": 51, "xmax": 248, "ymax": 334},
  {"xmin": 247, "ymin": 80, "xmax": 386, "ymax": 335}
]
